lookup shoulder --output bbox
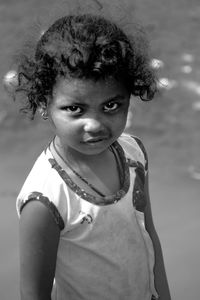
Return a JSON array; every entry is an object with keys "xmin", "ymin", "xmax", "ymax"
[
  {"xmin": 17, "ymin": 149, "xmax": 55, "ymax": 201},
  {"xmin": 16, "ymin": 148, "xmax": 67, "ymax": 231},
  {"xmin": 118, "ymin": 133, "xmax": 148, "ymax": 172}
]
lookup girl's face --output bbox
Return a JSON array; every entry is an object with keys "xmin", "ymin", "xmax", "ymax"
[{"xmin": 48, "ymin": 77, "xmax": 130, "ymax": 157}]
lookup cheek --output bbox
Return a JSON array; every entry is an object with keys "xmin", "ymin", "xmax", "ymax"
[
  {"xmin": 108, "ymin": 113, "xmax": 128, "ymax": 134},
  {"xmin": 115, "ymin": 107, "xmax": 129, "ymax": 123},
  {"xmin": 119, "ymin": 109, "xmax": 129, "ymax": 128},
  {"xmin": 48, "ymin": 115, "xmax": 69, "ymax": 133},
  {"xmin": 55, "ymin": 119, "xmax": 83, "ymax": 138}
]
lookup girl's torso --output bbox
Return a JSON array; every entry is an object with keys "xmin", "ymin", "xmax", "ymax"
[{"xmin": 16, "ymin": 134, "xmax": 158, "ymax": 300}]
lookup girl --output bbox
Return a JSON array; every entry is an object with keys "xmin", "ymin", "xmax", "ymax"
[{"xmin": 12, "ymin": 13, "xmax": 171, "ymax": 300}]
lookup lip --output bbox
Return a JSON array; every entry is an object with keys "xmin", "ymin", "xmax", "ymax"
[{"xmin": 84, "ymin": 137, "xmax": 108, "ymax": 143}]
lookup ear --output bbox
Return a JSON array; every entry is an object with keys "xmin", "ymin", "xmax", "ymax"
[
  {"xmin": 38, "ymin": 103, "xmax": 48, "ymax": 120},
  {"xmin": 38, "ymin": 106, "xmax": 44, "ymax": 115},
  {"xmin": 37, "ymin": 99, "xmax": 48, "ymax": 112}
]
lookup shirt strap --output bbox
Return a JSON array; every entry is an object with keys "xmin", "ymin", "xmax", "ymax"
[
  {"xmin": 19, "ymin": 191, "xmax": 65, "ymax": 231},
  {"xmin": 131, "ymin": 136, "xmax": 148, "ymax": 172}
]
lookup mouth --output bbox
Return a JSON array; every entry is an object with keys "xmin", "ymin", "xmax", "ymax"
[{"xmin": 84, "ymin": 137, "xmax": 108, "ymax": 144}]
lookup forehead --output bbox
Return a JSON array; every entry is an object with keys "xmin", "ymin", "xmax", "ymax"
[{"xmin": 52, "ymin": 77, "xmax": 129, "ymax": 103}]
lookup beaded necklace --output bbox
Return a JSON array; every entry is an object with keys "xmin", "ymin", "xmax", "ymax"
[{"xmin": 52, "ymin": 138, "xmax": 122, "ymax": 197}]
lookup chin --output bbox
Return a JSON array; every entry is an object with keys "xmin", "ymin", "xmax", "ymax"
[{"xmin": 79, "ymin": 142, "xmax": 111, "ymax": 155}]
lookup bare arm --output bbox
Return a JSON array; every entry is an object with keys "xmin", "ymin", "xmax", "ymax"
[
  {"xmin": 144, "ymin": 173, "xmax": 171, "ymax": 300},
  {"xmin": 19, "ymin": 201, "xmax": 60, "ymax": 300}
]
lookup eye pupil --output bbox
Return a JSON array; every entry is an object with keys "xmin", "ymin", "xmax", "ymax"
[{"xmin": 70, "ymin": 106, "xmax": 78, "ymax": 111}]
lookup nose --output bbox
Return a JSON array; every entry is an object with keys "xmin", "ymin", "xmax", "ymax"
[{"xmin": 83, "ymin": 117, "xmax": 105, "ymax": 134}]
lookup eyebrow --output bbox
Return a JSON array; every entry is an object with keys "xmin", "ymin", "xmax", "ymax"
[{"xmin": 103, "ymin": 94, "xmax": 126, "ymax": 103}]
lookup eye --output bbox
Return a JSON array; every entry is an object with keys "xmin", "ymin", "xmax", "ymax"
[
  {"xmin": 62, "ymin": 106, "xmax": 83, "ymax": 115},
  {"xmin": 103, "ymin": 102, "xmax": 120, "ymax": 112}
]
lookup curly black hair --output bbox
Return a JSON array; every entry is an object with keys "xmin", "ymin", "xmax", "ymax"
[{"xmin": 14, "ymin": 14, "xmax": 157, "ymax": 118}]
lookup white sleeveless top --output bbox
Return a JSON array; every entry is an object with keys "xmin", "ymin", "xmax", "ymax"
[{"xmin": 16, "ymin": 134, "xmax": 158, "ymax": 300}]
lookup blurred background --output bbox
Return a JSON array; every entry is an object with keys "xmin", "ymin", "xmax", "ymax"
[{"xmin": 0, "ymin": 0, "xmax": 200, "ymax": 299}]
